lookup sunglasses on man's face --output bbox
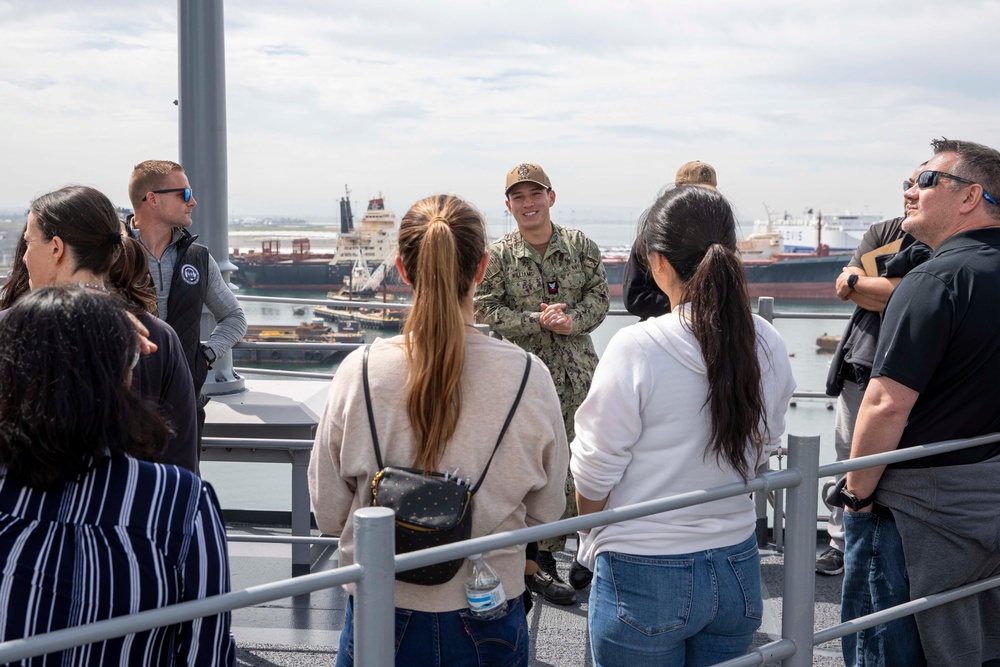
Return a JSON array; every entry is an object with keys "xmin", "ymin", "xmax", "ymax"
[
  {"xmin": 141, "ymin": 188, "xmax": 193, "ymax": 203},
  {"xmin": 906, "ymin": 170, "xmax": 998, "ymax": 205}
]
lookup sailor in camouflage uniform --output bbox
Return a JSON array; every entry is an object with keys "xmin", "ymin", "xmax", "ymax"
[{"xmin": 476, "ymin": 163, "xmax": 609, "ymax": 604}]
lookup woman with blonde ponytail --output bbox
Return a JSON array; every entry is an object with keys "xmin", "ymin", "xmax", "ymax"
[
  {"xmin": 571, "ymin": 185, "xmax": 796, "ymax": 666},
  {"xmin": 310, "ymin": 194, "xmax": 568, "ymax": 667}
]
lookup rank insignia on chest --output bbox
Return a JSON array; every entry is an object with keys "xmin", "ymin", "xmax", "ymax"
[{"xmin": 547, "ymin": 280, "xmax": 558, "ymax": 295}]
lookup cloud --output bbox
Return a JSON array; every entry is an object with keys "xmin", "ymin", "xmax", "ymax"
[{"xmin": 1, "ymin": 0, "xmax": 999, "ymax": 223}]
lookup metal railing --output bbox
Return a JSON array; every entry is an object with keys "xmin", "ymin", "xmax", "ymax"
[
  {"xmin": 220, "ymin": 296, "xmax": 851, "ymax": 559},
  {"xmin": 237, "ymin": 293, "xmax": 412, "ymax": 311},
  {"xmin": 2, "ymin": 432, "xmax": 999, "ymax": 666}
]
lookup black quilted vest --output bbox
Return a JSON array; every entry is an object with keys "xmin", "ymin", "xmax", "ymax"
[{"xmin": 163, "ymin": 230, "xmax": 210, "ymax": 393}]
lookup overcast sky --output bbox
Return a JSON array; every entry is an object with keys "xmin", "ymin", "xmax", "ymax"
[{"xmin": 2, "ymin": 0, "xmax": 999, "ymax": 235}]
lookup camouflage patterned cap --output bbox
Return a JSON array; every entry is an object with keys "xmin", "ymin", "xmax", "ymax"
[
  {"xmin": 675, "ymin": 161, "xmax": 717, "ymax": 189},
  {"xmin": 505, "ymin": 163, "xmax": 552, "ymax": 194}
]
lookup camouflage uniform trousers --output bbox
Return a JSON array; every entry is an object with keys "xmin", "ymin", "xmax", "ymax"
[{"xmin": 538, "ymin": 388, "xmax": 585, "ymax": 554}]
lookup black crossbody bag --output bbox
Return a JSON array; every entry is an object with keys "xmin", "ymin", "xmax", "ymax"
[{"xmin": 363, "ymin": 346, "xmax": 532, "ymax": 586}]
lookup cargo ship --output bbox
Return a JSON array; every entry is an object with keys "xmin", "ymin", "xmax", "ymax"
[
  {"xmin": 231, "ymin": 188, "xmax": 404, "ymax": 292},
  {"xmin": 738, "ymin": 210, "xmax": 879, "ymax": 300}
]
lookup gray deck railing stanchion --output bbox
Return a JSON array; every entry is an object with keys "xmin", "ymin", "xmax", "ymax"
[
  {"xmin": 754, "ymin": 459, "xmax": 770, "ymax": 548},
  {"xmin": 756, "ymin": 296, "xmax": 775, "ymax": 324},
  {"xmin": 755, "ymin": 297, "xmax": 782, "ymax": 552},
  {"xmin": 781, "ymin": 434, "xmax": 819, "ymax": 667},
  {"xmin": 290, "ymin": 449, "xmax": 312, "ymax": 576},
  {"xmin": 773, "ymin": 457, "xmax": 785, "ymax": 552},
  {"xmin": 353, "ymin": 507, "xmax": 395, "ymax": 667}
]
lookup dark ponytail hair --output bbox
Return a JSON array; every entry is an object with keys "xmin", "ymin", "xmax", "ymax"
[
  {"xmin": 397, "ymin": 194, "xmax": 487, "ymax": 472},
  {"xmin": 109, "ymin": 235, "xmax": 159, "ymax": 316},
  {"xmin": 641, "ymin": 185, "xmax": 766, "ymax": 481}
]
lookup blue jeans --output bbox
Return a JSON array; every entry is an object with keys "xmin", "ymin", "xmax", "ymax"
[
  {"xmin": 336, "ymin": 595, "xmax": 527, "ymax": 667},
  {"xmin": 588, "ymin": 534, "xmax": 762, "ymax": 667},
  {"xmin": 842, "ymin": 510, "xmax": 925, "ymax": 666}
]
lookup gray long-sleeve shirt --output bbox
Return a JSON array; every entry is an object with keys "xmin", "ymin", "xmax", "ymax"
[{"xmin": 135, "ymin": 227, "xmax": 247, "ymax": 357}]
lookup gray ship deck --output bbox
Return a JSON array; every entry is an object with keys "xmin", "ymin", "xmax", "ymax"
[{"xmin": 229, "ymin": 526, "xmax": 845, "ymax": 667}]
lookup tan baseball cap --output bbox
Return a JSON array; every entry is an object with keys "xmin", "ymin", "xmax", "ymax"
[
  {"xmin": 505, "ymin": 163, "xmax": 552, "ymax": 194},
  {"xmin": 675, "ymin": 161, "xmax": 717, "ymax": 189}
]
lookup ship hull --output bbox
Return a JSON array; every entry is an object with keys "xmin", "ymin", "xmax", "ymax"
[
  {"xmin": 232, "ymin": 253, "xmax": 847, "ymax": 300},
  {"xmin": 743, "ymin": 254, "xmax": 848, "ymax": 300},
  {"xmin": 232, "ymin": 258, "xmax": 348, "ymax": 290}
]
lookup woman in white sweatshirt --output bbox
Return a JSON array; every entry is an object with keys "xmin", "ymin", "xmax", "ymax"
[{"xmin": 571, "ymin": 185, "xmax": 795, "ymax": 667}]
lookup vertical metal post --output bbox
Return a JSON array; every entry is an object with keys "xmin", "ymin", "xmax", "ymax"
[
  {"xmin": 756, "ymin": 297, "xmax": 786, "ymax": 550},
  {"xmin": 757, "ymin": 296, "xmax": 775, "ymax": 324},
  {"xmin": 177, "ymin": 0, "xmax": 244, "ymax": 395},
  {"xmin": 755, "ymin": 460, "xmax": 770, "ymax": 548},
  {"xmin": 353, "ymin": 507, "xmax": 395, "ymax": 667},
  {"xmin": 290, "ymin": 450, "xmax": 311, "ymax": 576},
  {"xmin": 774, "ymin": 454, "xmax": 785, "ymax": 552},
  {"xmin": 781, "ymin": 434, "xmax": 820, "ymax": 667}
]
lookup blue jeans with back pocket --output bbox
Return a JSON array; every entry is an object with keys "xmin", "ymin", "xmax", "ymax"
[
  {"xmin": 336, "ymin": 594, "xmax": 527, "ymax": 667},
  {"xmin": 587, "ymin": 533, "xmax": 762, "ymax": 667}
]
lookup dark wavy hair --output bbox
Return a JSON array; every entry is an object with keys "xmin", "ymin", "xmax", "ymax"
[
  {"xmin": 30, "ymin": 186, "xmax": 123, "ymax": 278},
  {"xmin": 640, "ymin": 185, "xmax": 766, "ymax": 481},
  {"xmin": 0, "ymin": 285, "xmax": 169, "ymax": 491},
  {"xmin": 0, "ymin": 229, "xmax": 29, "ymax": 310}
]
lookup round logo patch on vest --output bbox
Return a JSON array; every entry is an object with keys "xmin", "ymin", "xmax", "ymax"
[{"xmin": 180, "ymin": 264, "xmax": 200, "ymax": 285}]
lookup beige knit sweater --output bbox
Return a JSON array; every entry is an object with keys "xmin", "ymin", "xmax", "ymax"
[{"xmin": 308, "ymin": 333, "xmax": 568, "ymax": 612}]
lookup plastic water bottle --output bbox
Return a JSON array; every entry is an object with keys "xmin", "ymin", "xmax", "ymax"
[{"xmin": 465, "ymin": 553, "xmax": 508, "ymax": 620}]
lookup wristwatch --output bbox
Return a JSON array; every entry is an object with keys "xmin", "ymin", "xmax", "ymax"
[
  {"xmin": 200, "ymin": 344, "xmax": 217, "ymax": 366},
  {"xmin": 839, "ymin": 486, "xmax": 874, "ymax": 511},
  {"xmin": 847, "ymin": 273, "xmax": 859, "ymax": 291}
]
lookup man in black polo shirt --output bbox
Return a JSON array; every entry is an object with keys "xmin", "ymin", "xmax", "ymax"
[
  {"xmin": 839, "ymin": 139, "xmax": 1000, "ymax": 666},
  {"xmin": 817, "ymin": 165, "xmax": 933, "ymax": 577}
]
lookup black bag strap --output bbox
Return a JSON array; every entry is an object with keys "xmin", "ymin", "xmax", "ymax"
[
  {"xmin": 362, "ymin": 345, "xmax": 384, "ymax": 469},
  {"xmin": 363, "ymin": 345, "xmax": 532, "ymax": 496}
]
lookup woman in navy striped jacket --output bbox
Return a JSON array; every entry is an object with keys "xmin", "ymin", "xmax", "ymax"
[{"xmin": 0, "ymin": 285, "xmax": 235, "ymax": 665}]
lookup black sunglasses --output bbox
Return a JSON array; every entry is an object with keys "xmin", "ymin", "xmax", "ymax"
[
  {"xmin": 907, "ymin": 170, "xmax": 997, "ymax": 205},
  {"xmin": 142, "ymin": 187, "xmax": 193, "ymax": 203}
]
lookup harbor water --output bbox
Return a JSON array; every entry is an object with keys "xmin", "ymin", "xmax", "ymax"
[{"xmin": 202, "ymin": 290, "xmax": 853, "ymax": 519}]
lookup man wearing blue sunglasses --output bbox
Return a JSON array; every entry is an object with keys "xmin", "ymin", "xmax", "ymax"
[
  {"xmin": 126, "ymin": 160, "xmax": 247, "ymax": 448},
  {"xmin": 841, "ymin": 139, "xmax": 1000, "ymax": 666}
]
